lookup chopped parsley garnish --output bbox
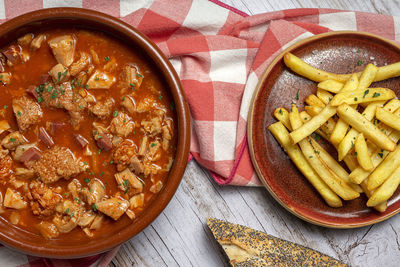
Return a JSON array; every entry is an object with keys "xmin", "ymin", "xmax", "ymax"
[
  {"xmin": 16, "ymin": 111, "xmax": 22, "ymax": 116},
  {"xmin": 65, "ymin": 208, "xmax": 70, "ymax": 214},
  {"xmin": 92, "ymin": 203, "xmax": 98, "ymax": 211},
  {"xmin": 123, "ymin": 179, "xmax": 129, "ymax": 188},
  {"xmin": 85, "ymin": 84, "xmax": 89, "ymax": 90},
  {"xmin": 3, "ymin": 105, "xmax": 7, "ymax": 109},
  {"xmin": 122, "ymin": 96, "xmax": 125, "ymax": 101},
  {"xmin": 170, "ymin": 102, "xmax": 175, "ymax": 110},
  {"xmin": 372, "ymin": 92, "xmax": 380, "ymax": 98},
  {"xmin": 113, "ymin": 110, "xmax": 118, "ymax": 117},
  {"xmin": 109, "ymin": 160, "xmax": 114, "ymax": 164},
  {"xmin": 104, "ymin": 56, "xmax": 110, "ymax": 61},
  {"xmin": 9, "ymin": 138, "xmax": 15, "ymax": 143},
  {"xmin": 83, "ymin": 161, "xmax": 88, "ymax": 165},
  {"xmin": 354, "ymin": 97, "xmax": 358, "ymax": 101},
  {"xmin": 378, "ymin": 152, "xmax": 383, "ymax": 158},
  {"xmin": 99, "ymin": 171, "xmax": 104, "ymax": 177},
  {"xmin": 84, "ymin": 178, "xmax": 91, "ymax": 183},
  {"xmin": 296, "ymin": 89, "xmax": 300, "ymax": 100},
  {"xmin": 95, "ymin": 77, "xmax": 99, "ymax": 81},
  {"xmin": 354, "ymin": 152, "xmax": 358, "ymax": 156},
  {"xmin": 37, "ymin": 96, "xmax": 44, "ymax": 103},
  {"xmin": 279, "ymin": 109, "xmax": 283, "ymax": 115},
  {"xmin": 151, "ymin": 143, "xmax": 157, "ymax": 147},
  {"xmin": 314, "ymin": 133, "xmax": 321, "ymax": 141},
  {"xmin": 357, "ymin": 60, "xmax": 363, "ymax": 66},
  {"xmin": 136, "ymin": 73, "xmax": 143, "ymax": 78},
  {"xmin": 363, "ymin": 89, "xmax": 369, "ymax": 98},
  {"xmin": 159, "ymin": 95, "xmax": 163, "ymax": 100}
]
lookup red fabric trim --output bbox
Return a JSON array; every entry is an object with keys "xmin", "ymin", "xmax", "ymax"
[{"xmin": 208, "ymin": 0, "xmax": 249, "ymax": 17}]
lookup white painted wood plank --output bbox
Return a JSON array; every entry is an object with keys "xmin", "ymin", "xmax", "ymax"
[{"xmin": 112, "ymin": 1, "xmax": 400, "ymax": 266}]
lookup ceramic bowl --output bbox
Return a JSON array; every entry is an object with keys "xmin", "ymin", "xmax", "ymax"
[
  {"xmin": 0, "ymin": 8, "xmax": 190, "ymax": 258},
  {"xmin": 248, "ymin": 31, "xmax": 400, "ymax": 228}
]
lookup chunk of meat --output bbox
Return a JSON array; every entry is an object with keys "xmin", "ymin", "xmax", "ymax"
[
  {"xmin": 74, "ymin": 134, "xmax": 89, "ymax": 148},
  {"xmin": 118, "ymin": 64, "xmax": 143, "ymax": 94},
  {"xmin": 28, "ymin": 180, "xmax": 62, "ymax": 216},
  {"xmin": 125, "ymin": 209, "xmax": 135, "ymax": 220},
  {"xmin": 70, "ymin": 52, "xmax": 91, "ymax": 76},
  {"xmin": 12, "ymin": 96, "xmax": 43, "ymax": 131},
  {"xmin": 162, "ymin": 120, "xmax": 173, "ymax": 150},
  {"xmin": 150, "ymin": 180, "xmax": 163, "ymax": 194},
  {"xmin": 26, "ymin": 85, "xmax": 38, "ymax": 99},
  {"xmin": 39, "ymin": 127, "xmax": 54, "ymax": 147},
  {"xmin": 53, "ymin": 200, "xmax": 84, "ymax": 233},
  {"xmin": 129, "ymin": 155, "xmax": 144, "ymax": 175},
  {"xmin": 48, "ymin": 63, "xmax": 70, "ymax": 83},
  {"xmin": 3, "ymin": 188, "xmax": 27, "ymax": 209},
  {"xmin": 48, "ymin": 35, "xmax": 76, "ymax": 67},
  {"xmin": 32, "ymin": 146, "xmax": 84, "ymax": 184},
  {"xmin": 0, "ymin": 73, "xmax": 11, "ymax": 84},
  {"xmin": 121, "ymin": 95, "xmax": 135, "ymax": 114},
  {"xmin": 110, "ymin": 111, "xmax": 134, "ymax": 137},
  {"xmin": 67, "ymin": 179, "xmax": 81, "ymax": 200},
  {"xmin": 0, "ymin": 54, "xmax": 6, "ymax": 73},
  {"xmin": 77, "ymin": 210, "xmax": 96, "ymax": 228},
  {"xmin": 15, "ymin": 168, "xmax": 35, "ymax": 179},
  {"xmin": 1, "ymin": 131, "xmax": 26, "ymax": 150},
  {"xmin": 47, "ymin": 121, "xmax": 66, "ymax": 135},
  {"xmin": 103, "ymin": 57, "xmax": 118, "ymax": 72},
  {"xmin": 87, "ymin": 70, "xmax": 115, "ymax": 89},
  {"xmin": 129, "ymin": 193, "xmax": 144, "ymax": 209},
  {"xmin": 89, "ymin": 214, "xmax": 104, "ymax": 230},
  {"xmin": 80, "ymin": 179, "xmax": 105, "ymax": 205},
  {"xmin": 89, "ymin": 98, "xmax": 114, "ymax": 119},
  {"xmin": 141, "ymin": 117, "xmax": 162, "ymax": 136},
  {"xmin": 147, "ymin": 141, "xmax": 161, "ymax": 162},
  {"xmin": 136, "ymin": 97, "xmax": 157, "ymax": 113},
  {"xmin": 20, "ymin": 147, "xmax": 42, "ymax": 167},
  {"xmin": 3, "ymin": 45, "xmax": 22, "ymax": 65},
  {"xmin": 40, "ymin": 74, "xmax": 52, "ymax": 85},
  {"xmin": 89, "ymin": 48, "xmax": 100, "ymax": 65},
  {"xmin": 36, "ymin": 221, "xmax": 59, "ymax": 239},
  {"xmin": 17, "ymin": 33, "xmax": 33, "ymax": 46},
  {"xmin": 0, "ymin": 150, "xmax": 13, "ymax": 180},
  {"xmin": 30, "ymin": 34, "xmax": 46, "ymax": 51},
  {"xmin": 113, "ymin": 140, "xmax": 137, "ymax": 172},
  {"xmin": 96, "ymin": 197, "xmax": 129, "ymax": 220},
  {"xmin": 53, "ymin": 215, "xmax": 77, "ymax": 234},
  {"xmin": 13, "ymin": 143, "xmax": 38, "ymax": 161},
  {"xmin": 138, "ymin": 136, "xmax": 148, "ymax": 156},
  {"xmin": 96, "ymin": 134, "xmax": 112, "ymax": 151},
  {"xmin": 9, "ymin": 211, "xmax": 20, "ymax": 225},
  {"xmin": 0, "ymin": 121, "xmax": 10, "ymax": 135},
  {"xmin": 114, "ymin": 168, "xmax": 143, "ymax": 195}
]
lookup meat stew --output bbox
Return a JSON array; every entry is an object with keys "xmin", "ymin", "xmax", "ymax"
[{"xmin": 0, "ymin": 29, "xmax": 176, "ymax": 239}]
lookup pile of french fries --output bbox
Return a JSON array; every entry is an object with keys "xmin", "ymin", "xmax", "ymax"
[{"xmin": 268, "ymin": 52, "xmax": 400, "ymax": 211}]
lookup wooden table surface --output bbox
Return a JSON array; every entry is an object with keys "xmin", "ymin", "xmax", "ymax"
[{"xmin": 111, "ymin": 1, "xmax": 400, "ymax": 266}]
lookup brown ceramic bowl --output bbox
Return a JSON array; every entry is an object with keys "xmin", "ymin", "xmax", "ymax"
[
  {"xmin": 248, "ymin": 31, "xmax": 400, "ymax": 228},
  {"xmin": 0, "ymin": 8, "xmax": 190, "ymax": 258}
]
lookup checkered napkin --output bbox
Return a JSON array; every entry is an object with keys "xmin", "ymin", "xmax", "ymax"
[{"xmin": 0, "ymin": 0, "xmax": 399, "ymax": 266}]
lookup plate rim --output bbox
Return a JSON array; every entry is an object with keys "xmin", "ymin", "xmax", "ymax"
[{"xmin": 247, "ymin": 30, "xmax": 400, "ymax": 229}]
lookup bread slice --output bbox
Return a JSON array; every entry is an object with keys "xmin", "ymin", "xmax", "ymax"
[{"xmin": 207, "ymin": 218, "xmax": 346, "ymax": 266}]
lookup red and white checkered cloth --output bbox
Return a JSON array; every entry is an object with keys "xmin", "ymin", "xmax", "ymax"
[{"xmin": 0, "ymin": 0, "xmax": 400, "ymax": 266}]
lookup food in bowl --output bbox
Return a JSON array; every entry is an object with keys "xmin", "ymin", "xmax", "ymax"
[{"xmin": 0, "ymin": 28, "xmax": 176, "ymax": 239}]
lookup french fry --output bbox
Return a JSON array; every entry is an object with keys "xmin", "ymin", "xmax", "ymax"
[
  {"xmin": 268, "ymin": 121, "xmax": 342, "ymax": 207},
  {"xmin": 357, "ymin": 63, "xmax": 378, "ymax": 90},
  {"xmin": 274, "ymin": 108, "xmax": 292, "ymax": 131},
  {"xmin": 343, "ymin": 153, "xmax": 359, "ymax": 172},
  {"xmin": 317, "ymin": 79, "xmax": 343, "ymax": 93},
  {"xmin": 360, "ymin": 180, "xmax": 387, "ymax": 212},
  {"xmin": 310, "ymin": 138, "xmax": 363, "ymax": 193},
  {"xmin": 354, "ymin": 133, "xmax": 373, "ymax": 171},
  {"xmin": 299, "ymin": 111, "xmax": 329, "ymax": 140},
  {"xmin": 336, "ymin": 102, "xmax": 380, "ymax": 161},
  {"xmin": 373, "ymin": 61, "xmax": 400, "ymax": 82},
  {"xmin": 376, "ymin": 107, "xmax": 400, "ymax": 132},
  {"xmin": 330, "ymin": 74, "xmax": 359, "ymax": 145},
  {"xmin": 317, "ymin": 88, "xmax": 334, "ymax": 105},
  {"xmin": 288, "ymin": 105, "xmax": 358, "ymax": 200},
  {"xmin": 300, "ymin": 137, "xmax": 360, "ymax": 200},
  {"xmin": 283, "ymin": 53, "xmax": 350, "ymax": 82},
  {"xmin": 330, "ymin": 87, "xmax": 395, "ymax": 106},
  {"xmin": 367, "ymin": 166, "xmax": 400, "ymax": 207},
  {"xmin": 305, "ymin": 94, "xmax": 325, "ymax": 108},
  {"xmin": 290, "ymin": 104, "xmax": 336, "ymax": 144},
  {"xmin": 304, "ymin": 106, "xmax": 336, "ymax": 135},
  {"xmin": 337, "ymin": 103, "xmax": 396, "ymax": 152},
  {"xmin": 368, "ymin": 145, "xmax": 400, "ymax": 190},
  {"xmin": 382, "ymin": 99, "xmax": 400, "ymax": 113},
  {"xmin": 349, "ymin": 129, "xmax": 400, "ymax": 184}
]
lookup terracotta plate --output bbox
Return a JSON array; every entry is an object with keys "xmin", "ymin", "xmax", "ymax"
[{"xmin": 248, "ymin": 31, "xmax": 400, "ymax": 228}]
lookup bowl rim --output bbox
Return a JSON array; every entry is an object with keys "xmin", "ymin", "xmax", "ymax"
[
  {"xmin": 0, "ymin": 7, "xmax": 190, "ymax": 257},
  {"xmin": 247, "ymin": 30, "xmax": 400, "ymax": 229}
]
